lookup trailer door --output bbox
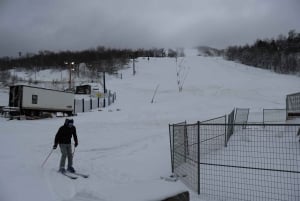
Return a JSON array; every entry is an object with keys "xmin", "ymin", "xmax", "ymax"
[{"xmin": 9, "ymin": 86, "xmax": 23, "ymax": 108}]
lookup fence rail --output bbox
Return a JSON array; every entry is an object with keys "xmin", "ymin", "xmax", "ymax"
[{"xmin": 169, "ymin": 122, "xmax": 300, "ymax": 201}]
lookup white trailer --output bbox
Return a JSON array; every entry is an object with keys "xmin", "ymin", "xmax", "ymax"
[{"xmin": 8, "ymin": 85, "xmax": 74, "ymax": 117}]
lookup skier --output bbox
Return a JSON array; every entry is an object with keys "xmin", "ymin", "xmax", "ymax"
[{"xmin": 53, "ymin": 118, "xmax": 78, "ymax": 173}]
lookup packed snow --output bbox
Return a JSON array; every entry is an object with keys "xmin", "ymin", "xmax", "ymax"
[{"xmin": 0, "ymin": 51, "xmax": 300, "ymax": 201}]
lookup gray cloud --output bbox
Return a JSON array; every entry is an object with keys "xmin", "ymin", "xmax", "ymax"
[{"xmin": 0, "ymin": 0, "xmax": 299, "ymax": 57}]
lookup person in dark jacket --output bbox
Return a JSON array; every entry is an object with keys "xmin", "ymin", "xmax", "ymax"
[{"xmin": 53, "ymin": 118, "xmax": 78, "ymax": 173}]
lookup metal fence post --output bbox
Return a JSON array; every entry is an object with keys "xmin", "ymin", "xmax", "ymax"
[
  {"xmin": 184, "ymin": 124, "xmax": 187, "ymax": 163},
  {"xmin": 172, "ymin": 124, "xmax": 175, "ymax": 173},
  {"xmin": 169, "ymin": 124, "xmax": 174, "ymax": 173},
  {"xmin": 197, "ymin": 121, "xmax": 200, "ymax": 195},
  {"xmin": 286, "ymin": 96, "xmax": 288, "ymax": 120},
  {"xmin": 225, "ymin": 115, "xmax": 227, "ymax": 147}
]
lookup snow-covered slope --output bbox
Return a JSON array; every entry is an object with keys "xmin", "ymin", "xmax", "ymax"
[{"xmin": 0, "ymin": 54, "xmax": 299, "ymax": 201}]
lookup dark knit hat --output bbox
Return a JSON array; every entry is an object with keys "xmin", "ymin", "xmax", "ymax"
[{"xmin": 64, "ymin": 118, "xmax": 74, "ymax": 125}]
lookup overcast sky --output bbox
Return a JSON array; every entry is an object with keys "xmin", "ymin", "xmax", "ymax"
[{"xmin": 0, "ymin": 0, "xmax": 299, "ymax": 57}]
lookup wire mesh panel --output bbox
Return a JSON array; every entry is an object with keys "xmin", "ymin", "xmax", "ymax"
[
  {"xmin": 235, "ymin": 108, "xmax": 250, "ymax": 131},
  {"xmin": 199, "ymin": 116, "xmax": 226, "ymax": 158},
  {"xmin": 226, "ymin": 109, "xmax": 235, "ymax": 145},
  {"xmin": 198, "ymin": 124, "xmax": 300, "ymax": 201},
  {"xmin": 169, "ymin": 122, "xmax": 300, "ymax": 201},
  {"xmin": 83, "ymin": 100, "xmax": 90, "ymax": 112},
  {"xmin": 263, "ymin": 109, "xmax": 286, "ymax": 123},
  {"xmin": 173, "ymin": 124, "xmax": 186, "ymax": 170},
  {"xmin": 287, "ymin": 92, "xmax": 300, "ymax": 119},
  {"xmin": 235, "ymin": 108, "xmax": 250, "ymax": 124},
  {"xmin": 91, "ymin": 98, "xmax": 98, "ymax": 109},
  {"xmin": 74, "ymin": 99, "xmax": 83, "ymax": 113},
  {"xmin": 169, "ymin": 121, "xmax": 186, "ymax": 170},
  {"xmin": 173, "ymin": 123, "xmax": 199, "ymax": 193},
  {"xmin": 287, "ymin": 92, "xmax": 300, "ymax": 111}
]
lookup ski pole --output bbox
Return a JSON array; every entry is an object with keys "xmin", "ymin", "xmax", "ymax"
[{"xmin": 41, "ymin": 149, "xmax": 54, "ymax": 168}]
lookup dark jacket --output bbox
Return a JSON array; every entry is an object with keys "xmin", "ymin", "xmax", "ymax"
[{"xmin": 54, "ymin": 121, "xmax": 78, "ymax": 146}]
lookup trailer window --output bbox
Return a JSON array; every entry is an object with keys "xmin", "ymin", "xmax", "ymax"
[{"xmin": 32, "ymin": 95, "xmax": 38, "ymax": 104}]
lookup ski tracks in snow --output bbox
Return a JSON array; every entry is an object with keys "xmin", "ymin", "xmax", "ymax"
[
  {"xmin": 99, "ymin": 133, "xmax": 167, "ymax": 177},
  {"xmin": 44, "ymin": 169, "xmax": 107, "ymax": 201},
  {"xmin": 47, "ymin": 133, "xmax": 167, "ymax": 201},
  {"xmin": 63, "ymin": 191, "xmax": 106, "ymax": 201},
  {"xmin": 43, "ymin": 169, "xmax": 77, "ymax": 201},
  {"xmin": 81, "ymin": 133, "xmax": 163, "ymax": 160}
]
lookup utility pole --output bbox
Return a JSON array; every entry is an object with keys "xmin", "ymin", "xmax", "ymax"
[
  {"xmin": 65, "ymin": 61, "xmax": 75, "ymax": 90},
  {"xmin": 34, "ymin": 67, "xmax": 37, "ymax": 83},
  {"xmin": 133, "ymin": 58, "xmax": 136, "ymax": 75},
  {"xmin": 69, "ymin": 63, "xmax": 72, "ymax": 89},
  {"xmin": 103, "ymin": 71, "xmax": 106, "ymax": 94},
  {"xmin": 102, "ymin": 71, "xmax": 107, "ymax": 108}
]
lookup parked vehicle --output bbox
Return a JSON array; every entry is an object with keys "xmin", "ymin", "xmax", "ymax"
[{"xmin": 8, "ymin": 85, "xmax": 74, "ymax": 117}]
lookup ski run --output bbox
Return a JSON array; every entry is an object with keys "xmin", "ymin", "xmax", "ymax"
[{"xmin": 1, "ymin": 50, "xmax": 300, "ymax": 201}]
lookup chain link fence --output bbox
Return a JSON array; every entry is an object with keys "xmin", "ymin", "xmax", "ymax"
[{"xmin": 169, "ymin": 116, "xmax": 300, "ymax": 200}]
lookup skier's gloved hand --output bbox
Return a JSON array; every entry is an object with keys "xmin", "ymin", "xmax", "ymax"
[
  {"xmin": 75, "ymin": 142, "xmax": 78, "ymax": 147},
  {"xmin": 53, "ymin": 145, "xmax": 57, "ymax": 149}
]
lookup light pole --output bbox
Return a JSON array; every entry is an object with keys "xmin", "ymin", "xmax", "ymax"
[
  {"xmin": 103, "ymin": 71, "xmax": 106, "ymax": 94},
  {"xmin": 65, "ymin": 61, "xmax": 75, "ymax": 90}
]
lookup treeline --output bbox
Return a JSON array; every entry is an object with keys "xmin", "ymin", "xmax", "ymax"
[
  {"xmin": 0, "ymin": 47, "xmax": 169, "ymax": 73},
  {"xmin": 225, "ymin": 30, "xmax": 300, "ymax": 74}
]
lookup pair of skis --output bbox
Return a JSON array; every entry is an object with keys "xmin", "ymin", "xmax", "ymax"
[{"xmin": 61, "ymin": 171, "xmax": 89, "ymax": 180}]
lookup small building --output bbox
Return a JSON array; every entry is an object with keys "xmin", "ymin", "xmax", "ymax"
[{"xmin": 75, "ymin": 83, "xmax": 103, "ymax": 97}]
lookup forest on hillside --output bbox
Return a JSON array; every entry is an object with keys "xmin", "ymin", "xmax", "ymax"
[
  {"xmin": 225, "ymin": 30, "xmax": 300, "ymax": 74},
  {"xmin": 0, "ymin": 30, "xmax": 299, "ymax": 80},
  {"xmin": 0, "ymin": 47, "xmax": 169, "ymax": 72}
]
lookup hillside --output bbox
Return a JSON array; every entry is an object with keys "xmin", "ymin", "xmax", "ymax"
[{"xmin": 0, "ymin": 51, "xmax": 300, "ymax": 201}]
